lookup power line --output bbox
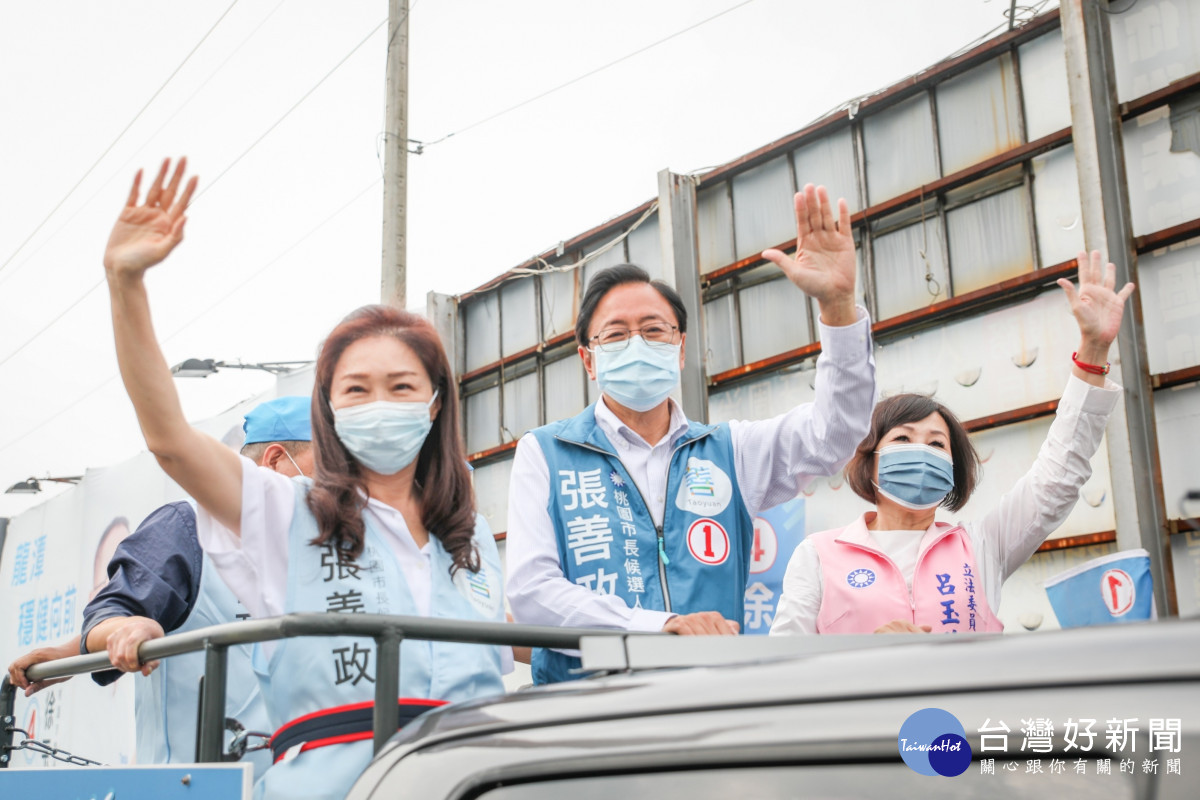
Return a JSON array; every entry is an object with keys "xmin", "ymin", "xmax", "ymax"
[
  {"xmin": 0, "ymin": 177, "xmax": 382, "ymax": 457},
  {"xmin": 0, "ymin": 375, "xmax": 120, "ymax": 457},
  {"xmin": 0, "ymin": 9, "xmax": 385, "ymax": 369},
  {"xmin": 0, "ymin": 0, "xmax": 288, "ymax": 292},
  {"xmin": 415, "ymin": 0, "xmax": 757, "ymax": 150},
  {"xmin": 162, "ymin": 177, "xmax": 382, "ymax": 345},
  {"xmin": 0, "ymin": 279, "xmax": 105, "ymax": 370},
  {"xmin": 194, "ymin": 15, "xmax": 389, "ymax": 199},
  {"xmin": 0, "ymin": 0, "xmax": 241, "ymax": 279}
]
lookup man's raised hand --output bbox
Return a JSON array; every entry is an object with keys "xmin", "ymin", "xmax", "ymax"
[{"xmin": 763, "ymin": 183, "xmax": 857, "ymax": 326}]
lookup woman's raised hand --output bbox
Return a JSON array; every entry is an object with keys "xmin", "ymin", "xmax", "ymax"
[
  {"xmin": 763, "ymin": 183, "xmax": 857, "ymax": 326},
  {"xmin": 103, "ymin": 158, "xmax": 197, "ymax": 281},
  {"xmin": 1057, "ymin": 250, "xmax": 1136, "ymax": 350}
]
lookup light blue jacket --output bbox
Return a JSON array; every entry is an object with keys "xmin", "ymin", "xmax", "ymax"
[
  {"xmin": 531, "ymin": 405, "xmax": 753, "ymax": 684},
  {"xmin": 251, "ymin": 481, "xmax": 506, "ymax": 800},
  {"xmin": 137, "ymin": 550, "xmax": 271, "ymax": 777}
]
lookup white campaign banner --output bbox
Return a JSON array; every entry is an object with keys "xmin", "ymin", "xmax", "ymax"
[
  {"xmin": 0, "ymin": 452, "xmax": 187, "ymax": 768},
  {"xmin": 0, "ymin": 373, "xmax": 314, "ymax": 769}
]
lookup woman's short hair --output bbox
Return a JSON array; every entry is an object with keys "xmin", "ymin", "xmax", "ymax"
[
  {"xmin": 844, "ymin": 393, "xmax": 982, "ymax": 512},
  {"xmin": 306, "ymin": 305, "xmax": 479, "ymax": 574}
]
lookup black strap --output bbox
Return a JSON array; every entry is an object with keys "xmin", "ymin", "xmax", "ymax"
[{"xmin": 270, "ymin": 701, "xmax": 439, "ymax": 763}]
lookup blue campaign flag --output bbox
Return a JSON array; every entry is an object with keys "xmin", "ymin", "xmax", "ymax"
[
  {"xmin": 1044, "ymin": 548, "xmax": 1156, "ymax": 628},
  {"xmin": 742, "ymin": 497, "xmax": 805, "ymax": 636}
]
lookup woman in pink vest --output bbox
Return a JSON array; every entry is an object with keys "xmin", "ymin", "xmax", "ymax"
[{"xmin": 770, "ymin": 251, "xmax": 1134, "ymax": 635}]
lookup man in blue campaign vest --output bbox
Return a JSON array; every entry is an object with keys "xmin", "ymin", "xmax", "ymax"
[
  {"xmin": 6, "ymin": 396, "xmax": 314, "ymax": 777},
  {"xmin": 506, "ymin": 186, "xmax": 877, "ymax": 684}
]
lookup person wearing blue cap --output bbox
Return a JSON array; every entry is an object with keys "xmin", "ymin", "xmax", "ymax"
[
  {"xmin": 239, "ymin": 395, "xmax": 313, "ymax": 473},
  {"xmin": 99, "ymin": 159, "xmax": 509, "ymax": 800},
  {"xmin": 6, "ymin": 395, "xmax": 314, "ymax": 777}
]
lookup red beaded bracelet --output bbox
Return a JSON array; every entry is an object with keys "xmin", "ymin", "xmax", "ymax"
[{"xmin": 1072, "ymin": 352, "xmax": 1110, "ymax": 375}]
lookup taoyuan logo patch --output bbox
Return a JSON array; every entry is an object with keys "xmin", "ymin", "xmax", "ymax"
[
  {"xmin": 674, "ymin": 458, "xmax": 733, "ymax": 516},
  {"xmin": 453, "ymin": 562, "xmax": 502, "ymax": 618},
  {"xmin": 898, "ymin": 708, "xmax": 973, "ymax": 777}
]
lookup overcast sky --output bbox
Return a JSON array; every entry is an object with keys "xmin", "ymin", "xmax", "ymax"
[{"xmin": 0, "ymin": 0, "xmax": 1052, "ymax": 516}]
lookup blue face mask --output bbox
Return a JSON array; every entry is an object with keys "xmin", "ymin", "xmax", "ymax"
[
  {"xmin": 594, "ymin": 337, "xmax": 681, "ymax": 413},
  {"xmin": 332, "ymin": 392, "xmax": 438, "ymax": 475},
  {"xmin": 873, "ymin": 443, "xmax": 955, "ymax": 510}
]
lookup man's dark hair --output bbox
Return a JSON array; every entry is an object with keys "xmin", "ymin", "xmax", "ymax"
[{"xmin": 574, "ymin": 264, "xmax": 688, "ymax": 347}]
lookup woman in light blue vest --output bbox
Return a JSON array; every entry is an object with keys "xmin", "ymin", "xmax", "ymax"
[{"xmin": 100, "ymin": 158, "xmax": 507, "ymax": 800}]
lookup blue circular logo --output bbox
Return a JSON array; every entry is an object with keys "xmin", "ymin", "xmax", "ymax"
[
  {"xmin": 898, "ymin": 708, "xmax": 972, "ymax": 777},
  {"xmin": 846, "ymin": 568, "xmax": 875, "ymax": 588}
]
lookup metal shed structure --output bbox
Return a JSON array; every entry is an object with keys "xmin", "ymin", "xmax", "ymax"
[{"xmin": 438, "ymin": 2, "xmax": 1200, "ymax": 625}]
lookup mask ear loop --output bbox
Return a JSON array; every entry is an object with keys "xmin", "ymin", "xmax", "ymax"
[{"xmin": 282, "ymin": 448, "xmax": 306, "ymax": 479}]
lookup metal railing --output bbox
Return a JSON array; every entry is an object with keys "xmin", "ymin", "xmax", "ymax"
[{"xmin": 1, "ymin": 613, "xmax": 631, "ymax": 767}]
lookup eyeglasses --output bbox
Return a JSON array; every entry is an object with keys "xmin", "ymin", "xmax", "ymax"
[{"xmin": 588, "ymin": 323, "xmax": 680, "ymax": 353}]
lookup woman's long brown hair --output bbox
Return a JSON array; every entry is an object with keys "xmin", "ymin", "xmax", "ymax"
[{"xmin": 306, "ymin": 305, "xmax": 479, "ymax": 574}]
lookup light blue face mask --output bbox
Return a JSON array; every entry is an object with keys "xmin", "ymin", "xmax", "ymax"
[
  {"xmin": 873, "ymin": 442, "xmax": 955, "ymax": 510},
  {"xmin": 594, "ymin": 337, "xmax": 681, "ymax": 413},
  {"xmin": 332, "ymin": 392, "xmax": 438, "ymax": 475}
]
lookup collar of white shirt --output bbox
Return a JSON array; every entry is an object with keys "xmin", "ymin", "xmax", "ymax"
[
  {"xmin": 355, "ymin": 488, "xmax": 433, "ymax": 558},
  {"xmin": 593, "ymin": 395, "xmax": 690, "ymax": 452}
]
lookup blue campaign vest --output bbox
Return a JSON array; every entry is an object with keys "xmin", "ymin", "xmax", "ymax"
[
  {"xmin": 134, "ymin": 551, "xmax": 271, "ymax": 777},
  {"xmin": 530, "ymin": 405, "xmax": 753, "ymax": 684},
  {"xmin": 252, "ymin": 480, "xmax": 506, "ymax": 800}
]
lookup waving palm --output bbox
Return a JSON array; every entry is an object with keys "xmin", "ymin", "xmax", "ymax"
[
  {"xmin": 1057, "ymin": 250, "xmax": 1136, "ymax": 348},
  {"xmin": 104, "ymin": 158, "xmax": 197, "ymax": 278},
  {"xmin": 763, "ymin": 183, "xmax": 857, "ymax": 313}
]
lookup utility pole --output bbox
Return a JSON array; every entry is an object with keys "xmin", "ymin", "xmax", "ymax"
[
  {"xmin": 1061, "ymin": 0, "xmax": 1174, "ymax": 615},
  {"xmin": 381, "ymin": 0, "xmax": 409, "ymax": 308}
]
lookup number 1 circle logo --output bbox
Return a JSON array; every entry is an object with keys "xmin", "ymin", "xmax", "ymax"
[
  {"xmin": 686, "ymin": 518, "xmax": 729, "ymax": 565},
  {"xmin": 1101, "ymin": 568, "xmax": 1135, "ymax": 616}
]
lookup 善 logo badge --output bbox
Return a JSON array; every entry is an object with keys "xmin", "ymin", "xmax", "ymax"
[{"xmin": 898, "ymin": 707, "xmax": 972, "ymax": 777}]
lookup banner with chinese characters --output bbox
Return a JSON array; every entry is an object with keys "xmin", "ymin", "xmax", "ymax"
[
  {"xmin": 743, "ymin": 497, "xmax": 805, "ymax": 635},
  {"xmin": 974, "ymin": 715, "xmax": 1185, "ymax": 779},
  {"xmin": 0, "ymin": 452, "xmax": 185, "ymax": 770}
]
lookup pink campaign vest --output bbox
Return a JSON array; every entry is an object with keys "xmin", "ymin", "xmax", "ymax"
[{"xmin": 809, "ymin": 513, "xmax": 1003, "ymax": 634}]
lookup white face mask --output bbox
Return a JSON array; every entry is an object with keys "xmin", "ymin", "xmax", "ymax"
[
  {"xmin": 872, "ymin": 443, "xmax": 955, "ymax": 510},
  {"xmin": 594, "ymin": 337, "xmax": 681, "ymax": 412},
  {"xmin": 332, "ymin": 392, "xmax": 438, "ymax": 475}
]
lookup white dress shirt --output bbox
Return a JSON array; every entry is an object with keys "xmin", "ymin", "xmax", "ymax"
[
  {"xmin": 196, "ymin": 457, "xmax": 512, "ymax": 670},
  {"xmin": 506, "ymin": 307, "xmax": 876, "ymax": 634},
  {"xmin": 769, "ymin": 375, "xmax": 1121, "ymax": 635}
]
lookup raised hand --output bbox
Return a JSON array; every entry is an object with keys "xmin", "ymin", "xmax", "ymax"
[
  {"xmin": 1056, "ymin": 250, "xmax": 1136, "ymax": 350},
  {"xmin": 763, "ymin": 183, "xmax": 857, "ymax": 326},
  {"xmin": 103, "ymin": 158, "xmax": 198, "ymax": 281}
]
